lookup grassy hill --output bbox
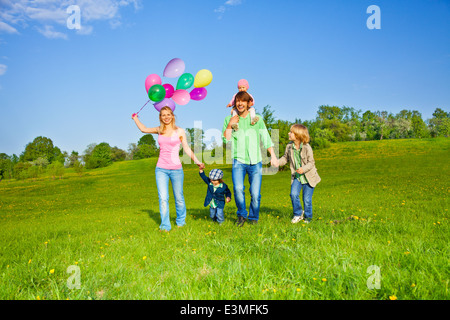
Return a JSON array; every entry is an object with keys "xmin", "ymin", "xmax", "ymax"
[{"xmin": 0, "ymin": 138, "xmax": 448, "ymax": 300}]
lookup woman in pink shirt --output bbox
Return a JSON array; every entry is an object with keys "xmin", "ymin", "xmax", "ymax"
[{"xmin": 132, "ymin": 107, "xmax": 204, "ymax": 231}]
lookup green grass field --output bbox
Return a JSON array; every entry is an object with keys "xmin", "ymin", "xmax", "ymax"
[{"xmin": 0, "ymin": 138, "xmax": 448, "ymax": 300}]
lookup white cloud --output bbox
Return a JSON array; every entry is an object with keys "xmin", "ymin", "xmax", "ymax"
[
  {"xmin": 214, "ymin": 0, "xmax": 244, "ymax": 18},
  {"xmin": 214, "ymin": 6, "xmax": 226, "ymax": 14},
  {"xmin": 0, "ymin": 0, "xmax": 142, "ymax": 38},
  {"xmin": 37, "ymin": 25, "xmax": 68, "ymax": 39},
  {"xmin": 225, "ymin": 0, "xmax": 242, "ymax": 5},
  {"xmin": 0, "ymin": 64, "xmax": 7, "ymax": 76},
  {"xmin": 76, "ymin": 24, "xmax": 93, "ymax": 35},
  {"xmin": 0, "ymin": 21, "xmax": 19, "ymax": 34}
]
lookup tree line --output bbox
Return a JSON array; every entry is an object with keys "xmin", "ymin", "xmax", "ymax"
[
  {"xmin": 263, "ymin": 106, "xmax": 449, "ymax": 152},
  {"xmin": 0, "ymin": 106, "xmax": 448, "ymax": 181}
]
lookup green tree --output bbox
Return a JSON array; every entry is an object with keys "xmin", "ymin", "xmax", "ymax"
[
  {"xmin": 138, "ymin": 134, "xmax": 157, "ymax": 148},
  {"xmin": 48, "ymin": 161, "xmax": 65, "ymax": 179},
  {"xmin": 13, "ymin": 162, "xmax": 32, "ymax": 180},
  {"xmin": 0, "ymin": 153, "xmax": 10, "ymax": 180},
  {"xmin": 133, "ymin": 144, "xmax": 158, "ymax": 160},
  {"xmin": 411, "ymin": 111, "xmax": 430, "ymax": 138},
  {"xmin": 317, "ymin": 105, "xmax": 344, "ymax": 121},
  {"xmin": 111, "ymin": 146, "xmax": 127, "ymax": 162},
  {"xmin": 134, "ymin": 134, "xmax": 158, "ymax": 159},
  {"xmin": 428, "ymin": 108, "xmax": 450, "ymax": 137},
  {"xmin": 67, "ymin": 151, "xmax": 80, "ymax": 168},
  {"xmin": 20, "ymin": 136, "xmax": 64, "ymax": 163},
  {"xmin": 82, "ymin": 143, "xmax": 97, "ymax": 166},
  {"xmin": 73, "ymin": 160, "xmax": 85, "ymax": 177},
  {"xmin": 361, "ymin": 110, "xmax": 382, "ymax": 140},
  {"xmin": 85, "ymin": 142, "xmax": 112, "ymax": 169},
  {"xmin": 262, "ymin": 105, "xmax": 276, "ymax": 130}
]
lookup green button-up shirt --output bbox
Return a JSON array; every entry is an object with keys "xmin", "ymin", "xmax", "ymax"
[
  {"xmin": 222, "ymin": 113, "xmax": 274, "ymax": 165},
  {"xmin": 293, "ymin": 143, "xmax": 308, "ymax": 184}
]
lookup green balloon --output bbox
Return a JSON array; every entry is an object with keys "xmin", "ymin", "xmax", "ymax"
[
  {"xmin": 148, "ymin": 84, "xmax": 166, "ymax": 102},
  {"xmin": 176, "ymin": 73, "xmax": 194, "ymax": 90}
]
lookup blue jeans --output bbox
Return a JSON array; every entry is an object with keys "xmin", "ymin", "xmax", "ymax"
[
  {"xmin": 232, "ymin": 159, "xmax": 262, "ymax": 221},
  {"xmin": 155, "ymin": 167, "xmax": 186, "ymax": 231},
  {"xmin": 209, "ymin": 206, "xmax": 224, "ymax": 224},
  {"xmin": 290, "ymin": 179, "xmax": 315, "ymax": 221}
]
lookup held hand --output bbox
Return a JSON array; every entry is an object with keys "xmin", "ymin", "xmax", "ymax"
[
  {"xmin": 226, "ymin": 197, "xmax": 231, "ymax": 203},
  {"xmin": 296, "ymin": 168, "xmax": 304, "ymax": 174},
  {"xmin": 198, "ymin": 163, "xmax": 205, "ymax": 170},
  {"xmin": 271, "ymin": 156, "xmax": 279, "ymax": 168},
  {"xmin": 132, "ymin": 113, "xmax": 138, "ymax": 120}
]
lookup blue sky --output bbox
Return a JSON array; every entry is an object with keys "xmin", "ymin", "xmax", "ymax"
[{"xmin": 0, "ymin": 0, "xmax": 449, "ymax": 156}]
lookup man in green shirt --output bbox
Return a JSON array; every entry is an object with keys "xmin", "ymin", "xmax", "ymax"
[{"xmin": 222, "ymin": 91, "xmax": 278, "ymax": 226}]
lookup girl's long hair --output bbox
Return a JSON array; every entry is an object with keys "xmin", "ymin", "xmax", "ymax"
[{"xmin": 158, "ymin": 106, "xmax": 183, "ymax": 142}]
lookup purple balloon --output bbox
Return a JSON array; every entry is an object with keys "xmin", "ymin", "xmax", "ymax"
[
  {"xmin": 162, "ymin": 83, "xmax": 174, "ymax": 98},
  {"xmin": 154, "ymin": 98, "xmax": 176, "ymax": 112},
  {"xmin": 190, "ymin": 87, "xmax": 207, "ymax": 101},
  {"xmin": 163, "ymin": 58, "xmax": 185, "ymax": 78}
]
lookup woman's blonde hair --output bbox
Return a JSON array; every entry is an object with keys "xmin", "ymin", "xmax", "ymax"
[
  {"xmin": 159, "ymin": 106, "xmax": 182, "ymax": 141},
  {"xmin": 290, "ymin": 124, "xmax": 310, "ymax": 144}
]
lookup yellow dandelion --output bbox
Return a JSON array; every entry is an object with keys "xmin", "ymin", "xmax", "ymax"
[
  {"xmin": 143, "ymin": 256, "xmax": 147, "ymax": 260},
  {"xmin": 389, "ymin": 295, "xmax": 397, "ymax": 300},
  {"xmin": 411, "ymin": 284, "xmax": 416, "ymax": 288},
  {"xmin": 322, "ymin": 278, "xmax": 327, "ymax": 282},
  {"xmin": 313, "ymin": 277, "xmax": 317, "ymax": 281},
  {"xmin": 36, "ymin": 296, "xmax": 41, "ymax": 300},
  {"xmin": 28, "ymin": 259, "xmax": 32, "ymax": 264},
  {"xmin": 49, "ymin": 269, "xmax": 55, "ymax": 274},
  {"xmin": 296, "ymin": 288, "xmax": 301, "ymax": 292},
  {"xmin": 404, "ymin": 251, "xmax": 410, "ymax": 255}
]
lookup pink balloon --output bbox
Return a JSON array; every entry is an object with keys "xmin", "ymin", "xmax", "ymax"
[
  {"xmin": 162, "ymin": 84, "xmax": 174, "ymax": 98},
  {"xmin": 145, "ymin": 74, "xmax": 162, "ymax": 93},
  {"xmin": 154, "ymin": 98, "xmax": 176, "ymax": 112},
  {"xmin": 163, "ymin": 58, "xmax": 185, "ymax": 78},
  {"xmin": 172, "ymin": 89, "xmax": 190, "ymax": 105},
  {"xmin": 190, "ymin": 87, "xmax": 207, "ymax": 101}
]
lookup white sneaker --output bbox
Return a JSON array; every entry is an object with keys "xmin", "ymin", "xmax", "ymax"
[{"xmin": 291, "ymin": 215, "xmax": 304, "ymax": 224}]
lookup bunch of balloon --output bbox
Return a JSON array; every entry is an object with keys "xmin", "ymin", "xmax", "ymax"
[{"xmin": 138, "ymin": 58, "xmax": 213, "ymax": 115}]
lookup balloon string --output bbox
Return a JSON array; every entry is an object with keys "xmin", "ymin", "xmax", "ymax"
[{"xmin": 136, "ymin": 99, "xmax": 150, "ymax": 115}]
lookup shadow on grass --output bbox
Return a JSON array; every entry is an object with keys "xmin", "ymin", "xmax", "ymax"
[
  {"xmin": 139, "ymin": 205, "xmax": 287, "ymax": 226},
  {"xmin": 139, "ymin": 209, "xmax": 160, "ymax": 226},
  {"xmin": 192, "ymin": 205, "xmax": 287, "ymax": 224}
]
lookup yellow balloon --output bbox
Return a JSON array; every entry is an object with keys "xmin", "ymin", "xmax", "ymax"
[{"xmin": 194, "ymin": 69, "xmax": 213, "ymax": 88}]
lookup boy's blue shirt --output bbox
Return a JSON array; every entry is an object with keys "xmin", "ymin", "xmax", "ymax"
[{"xmin": 199, "ymin": 171, "xmax": 232, "ymax": 209}]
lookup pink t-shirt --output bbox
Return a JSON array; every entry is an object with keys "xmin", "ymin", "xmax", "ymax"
[{"xmin": 156, "ymin": 132, "xmax": 182, "ymax": 170}]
